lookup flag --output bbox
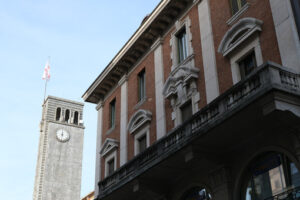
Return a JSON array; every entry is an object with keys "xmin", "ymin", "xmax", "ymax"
[{"xmin": 42, "ymin": 60, "xmax": 50, "ymax": 80}]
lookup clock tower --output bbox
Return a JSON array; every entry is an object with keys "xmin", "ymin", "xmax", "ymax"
[{"xmin": 33, "ymin": 96, "xmax": 84, "ymax": 200}]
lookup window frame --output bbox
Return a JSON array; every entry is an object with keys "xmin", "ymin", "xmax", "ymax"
[
  {"xmin": 138, "ymin": 69, "xmax": 146, "ymax": 102},
  {"xmin": 238, "ymin": 51, "xmax": 257, "ymax": 80},
  {"xmin": 230, "ymin": 0, "xmax": 247, "ymax": 15},
  {"xmin": 65, "ymin": 109, "xmax": 70, "ymax": 123},
  {"xmin": 109, "ymin": 99, "xmax": 116, "ymax": 129},
  {"xmin": 229, "ymin": 34, "xmax": 263, "ymax": 84},
  {"xmin": 134, "ymin": 125, "xmax": 150, "ymax": 156},
  {"xmin": 74, "ymin": 111, "xmax": 79, "ymax": 125},
  {"xmin": 176, "ymin": 28, "xmax": 188, "ymax": 64},
  {"xmin": 104, "ymin": 150, "xmax": 117, "ymax": 177},
  {"xmin": 55, "ymin": 107, "xmax": 61, "ymax": 121}
]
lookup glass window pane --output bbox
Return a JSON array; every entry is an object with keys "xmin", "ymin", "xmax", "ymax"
[
  {"xmin": 181, "ymin": 101, "xmax": 193, "ymax": 122},
  {"xmin": 138, "ymin": 70, "xmax": 145, "ymax": 101},
  {"xmin": 138, "ymin": 135, "xmax": 147, "ymax": 153},
  {"xmin": 108, "ymin": 159, "xmax": 115, "ymax": 176},
  {"xmin": 177, "ymin": 29, "xmax": 187, "ymax": 63},
  {"xmin": 231, "ymin": 0, "xmax": 239, "ymax": 14},
  {"xmin": 243, "ymin": 153, "xmax": 300, "ymax": 200}
]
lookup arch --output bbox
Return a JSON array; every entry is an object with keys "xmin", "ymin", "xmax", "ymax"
[
  {"xmin": 127, "ymin": 109, "xmax": 152, "ymax": 134},
  {"xmin": 218, "ymin": 17, "xmax": 263, "ymax": 56},
  {"xmin": 74, "ymin": 111, "xmax": 79, "ymax": 125},
  {"xmin": 55, "ymin": 107, "xmax": 61, "ymax": 121},
  {"xmin": 234, "ymin": 146, "xmax": 300, "ymax": 200},
  {"xmin": 65, "ymin": 109, "xmax": 70, "ymax": 123}
]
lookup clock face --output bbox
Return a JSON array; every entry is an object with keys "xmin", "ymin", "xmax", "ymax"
[{"xmin": 56, "ymin": 129, "xmax": 70, "ymax": 142}]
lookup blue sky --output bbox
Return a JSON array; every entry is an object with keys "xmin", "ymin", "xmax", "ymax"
[{"xmin": 0, "ymin": 0, "xmax": 160, "ymax": 198}]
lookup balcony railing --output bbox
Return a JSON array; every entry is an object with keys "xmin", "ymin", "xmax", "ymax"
[
  {"xmin": 265, "ymin": 186, "xmax": 300, "ymax": 200},
  {"xmin": 97, "ymin": 62, "xmax": 300, "ymax": 199}
]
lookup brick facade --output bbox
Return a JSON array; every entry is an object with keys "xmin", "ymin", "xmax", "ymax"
[{"xmin": 83, "ymin": 0, "xmax": 300, "ymax": 199}]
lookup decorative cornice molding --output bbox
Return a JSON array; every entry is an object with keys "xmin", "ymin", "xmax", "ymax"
[
  {"xmin": 127, "ymin": 109, "xmax": 152, "ymax": 134},
  {"xmin": 100, "ymin": 138, "xmax": 119, "ymax": 157},
  {"xmin": 218, "ymin": 17, "xmax": 263, "ymax": 56}
]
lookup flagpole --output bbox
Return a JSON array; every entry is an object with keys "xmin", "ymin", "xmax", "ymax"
[
  {"xmin": 42, "ymin": 57, "xmax": 50, "ymax": 104},
  {"xmin": 43, "ymin": 79, "xmax": 48, "ymax": 103}
]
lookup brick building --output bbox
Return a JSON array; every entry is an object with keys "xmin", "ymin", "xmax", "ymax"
[{"xmin": 83, "ymin": 0, "xmax": 300, "ymax": 199}]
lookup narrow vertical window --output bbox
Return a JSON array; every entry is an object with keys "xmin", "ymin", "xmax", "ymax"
[
  {"xmin": 107, "ymin": 158, "xmax": 115, "ymax": 176},
  {"xmin": 138, "ymin": 135, "xmax": 147, "ymax": 153},
  {"xmin": 56, "ymin": 107, "xmax": 61, "ymax": 121},
  {"xmin": 181, "ymin": 101, "xmax": 193, "ymax": 123},
  {"xmin": 65, "ymin": 109, "xmax": 70, "ymax": 123},
  {"xmin": 74, "ymin": 111, "xmax": 79, "ymax": 125},
  {"xmin": 230, "ymin": 0, "xmax": 247, "ymax": 15},
  {"xmin": 110, "ymin": 99, "xmax": 116, "ymax": 128},
  {"xmin": 238, "ymin": 51, "xmax": 256, "ymax": 80},
  {"xmin": 138, "ymin": 69, "xmax": 146, "ymax": 102},
  {"xmin": 177, "ymin": 28, "xmax": 188, "ymax": 63}
]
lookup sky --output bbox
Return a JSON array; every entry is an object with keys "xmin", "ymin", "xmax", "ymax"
[{"xmin": 0, "ymin": 0, "xmax": 160, "ymax": 198}]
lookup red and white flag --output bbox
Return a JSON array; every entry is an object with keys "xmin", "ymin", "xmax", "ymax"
[{"xmin": 42, "ymin": 60, "xmax": 51, "ymax": 80}]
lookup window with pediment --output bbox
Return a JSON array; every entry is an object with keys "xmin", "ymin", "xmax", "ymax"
[
  {"xmin": 100, "ymin": 138, "xmax": 119, "ymax": 177},
  {"xmin": 218, "ymin": 17, "xmax": 264, "ymax": 84},
  {"xmin": 127, "ymin": 109, "xmax": 151, "ymax": 155}
]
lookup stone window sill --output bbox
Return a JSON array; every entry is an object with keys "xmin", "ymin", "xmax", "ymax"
[{"xmin": 227, "ymin": 3, "xmax": 250, "ymax": 26}]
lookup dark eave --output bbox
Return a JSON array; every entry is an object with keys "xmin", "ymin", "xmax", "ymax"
[{"xmin": 82, "ymin": 0, "xmax": 193, "ymax": 104}]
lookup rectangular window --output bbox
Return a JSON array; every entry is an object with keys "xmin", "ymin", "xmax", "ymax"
[
  {"xmin": 138, "ymin": 69, "xmax": 146, "ymax": 102},
  {"xmin": 181, "ymin": 101, "xmax": 193, "ymax": 123},
  {"xmin": 291, "ymin": 0, "xmax": 300, "ymax": 39},
  {"xmin": 238, "ymin": 51, "xmax": 257, "ymax": 80},
  {"xmin": 138, "ymin": 135, "xmax": 147, "ymax": 153},
  {"xmin": 109, "ymin": 99, "xmax": 116, "ymax": 128},
  {"xmin": 107, "ymin": 158, "xmax": 115, "ymax": 176},
  {"xmin": 177, "ymin": 28, "xmax": 188, "ymax": 64},
  {"xmin": 230, "ymin": 0, "xmax": 247, "ymax": 15}
]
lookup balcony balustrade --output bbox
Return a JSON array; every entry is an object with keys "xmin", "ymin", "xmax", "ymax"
[{"xmin": 97, "ymin": 61, "xmax": 300, "ymax": 199}]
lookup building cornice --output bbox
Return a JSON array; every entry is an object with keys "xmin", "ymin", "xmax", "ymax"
[{"xmin": 83, "ymin": 0, "xmax": 194, "ymax": 104}]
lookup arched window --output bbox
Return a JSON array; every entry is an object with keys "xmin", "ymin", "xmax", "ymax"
[
  {"xmin": 65, "ymin": 109, "xmax": 70, "ymax": 123},
  {"xmin": 181, "ymin": 187, "xmax": 212, "ymax": 200},
  {"xmin": 56, "ymin": 107, "xmax": 61, "ymax": 121},
  {"xmin": 242, "ymin": 152, "xmax": 300, "ymax": 200},
  {"xmin": 74, "ymin": 111, "xmax": 79, "ymax": 125}
]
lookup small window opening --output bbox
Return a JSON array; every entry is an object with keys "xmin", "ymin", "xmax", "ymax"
[
  {"xmin": 138, "ymin": 69, "xmax": 146, "ymax": 102},
  {"xmin": 107, "ymin": 158, "xmax": 115, "ymax": 176},
  {"xmin": 181, "ymin": 101, "xmax": 193, "ymax": 123},
  {"xmin": 110, "ymin": 99, "xmax": 116, "ymax": 128},
  {"xmin": 138, "ymin": 135, "xmax": 147, "ymax": 153},
  {"xmin": 177, "ymin": 28, "xmax": 188, "ymax": 64},
  {"xmin": 230, "ymin": 0, "xmax": 247, "ymax": 15},
  {"xmin": 239, "ymin": 51, "xmax": 257, "ymax": 80},
  {"xmin": 56, "ymin": 107, "xmax": 61, "ymax": 121},
  {"xmin": 74, "ymin": 111, "xmax": 79, "ymax": 125},
  {"xmin": 65, "ymin": 109, "xmax": 70, "ymax": 123}
]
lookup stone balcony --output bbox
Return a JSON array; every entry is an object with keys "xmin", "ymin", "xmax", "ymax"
[{"xmin": 96, "ymin": 62, "xmax": 300, "ymax": 200}]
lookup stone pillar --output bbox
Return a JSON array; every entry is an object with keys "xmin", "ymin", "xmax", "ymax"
[
  {"xmin": 270, "ymin": 0, "xmax": 300, "ymax": 72},
  {"xmin": 119, "ymin": 75, "xmax": 128, "ymax": 166},
  {"xmin": 198, "ymin": 0, "xmax": 220, "ymax": 103},
  {"xmin": 153, "ymin": 38, "xmax": 167, "ymax": 139},
  {"xmin": 94, "ymin": 101, "xmax": 103, "ymax": 197}
]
